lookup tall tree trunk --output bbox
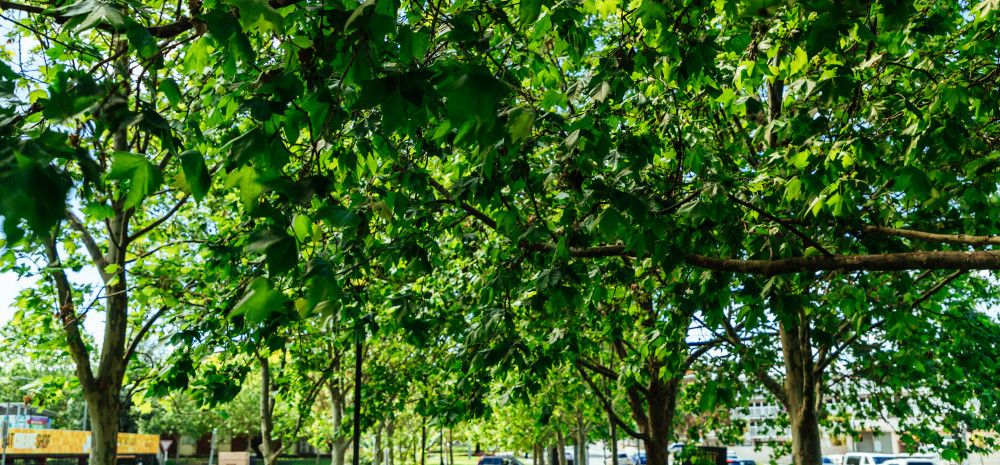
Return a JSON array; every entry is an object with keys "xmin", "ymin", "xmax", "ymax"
[
  {"xmin": 448, "ymin": 429, "xmax": 454, "ymax": 465},
  {"xmin": 87, "ymin": 388, "xmax": 122, "ymax": 465},
  {"xmin": 330, "ymin": 380, "xmax": 349, "ymax": 465},
  {"xmin": 641, "ymin": 379, "xmax": 677, "ymax": 465},
  {"xmin": 576, "ymin": 412, "xmax": 587, "ymax": 465},
  {"xmin": 387, "ymin": 420, "xmax": 395, "ymax": 465},
  {"xmin": 549, "ymin": 445, "xmax": 558, "ymax": 465},
  {"xmin": 609, "ymin": 408, "xmax": 619, "ymax": 465},
  {"xmin": 557, "ymin": 431, "xmax": 567, "ymax": 465},
  {"xmin": 352, "ymin": 327, "xmax": 363, "ymax": 465},
  {"xmin": 779, "ymin": 315, "xmax": 822, "ymax": 465},
  {"xmin": 259, "ymin": 355, "xmax": 282, "ymax": 465},
  {"xmin": 420, "ymin": 419, "xmax": 427, "ymax": 465},
  {"xmin": 375, "ymin": 424, "xmax": 384, "ymax": 465}
]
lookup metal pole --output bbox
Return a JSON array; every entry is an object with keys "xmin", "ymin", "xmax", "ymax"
[
  {"xmin": 209, "ymin": 429, "xmax": 218, "ymax": 465},
  {"xmin": 352, "ymin": 322, "xmax": 363, "ymax": 465},
  {"xmin": 2, "ymin": 413, "xmax": 10, "ymax": 465}
]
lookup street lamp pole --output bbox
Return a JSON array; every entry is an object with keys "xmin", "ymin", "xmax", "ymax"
[{"xmin": 2, "ymin": 411, "xmax": 10, "ymax": 465}]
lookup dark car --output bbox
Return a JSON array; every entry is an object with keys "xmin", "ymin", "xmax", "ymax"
[
  {"xmin": 631, "ymin": 453, "xmax": 647, "ymax": 465},
  {"xmin": 479, "ymin": 456, "xmax": 528, "ymax": 465}
]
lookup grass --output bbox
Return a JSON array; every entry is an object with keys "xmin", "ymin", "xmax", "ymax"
[{"xmin": 164, "ymin": 452, "xmax": 483, "ymax": 465}]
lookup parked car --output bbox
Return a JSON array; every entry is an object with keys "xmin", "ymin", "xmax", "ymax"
[
  {"xmin": 606, "ymin": 452, "xmax": 633, "ymax": 465},
  {"xmin": 727, "ymin": 458, "xmax": 756, "ymax": 465},
  {"xmin": 823, "ymin": 455, "xmax": 843, "ymax": 465},
  {"xmin": 479, "ymin": 456, "xmax": 528, "ymax": 465},
  {"xmin": 631, "ymin": 452, "xmax": 647, "ymax": 465},
  {"xmin": 882, "ymin": 457, "xmax": 938, "ymax": 465},
  {"xmin": 843, "ymin": 453, "xmax": 898, "ymax": 465}
]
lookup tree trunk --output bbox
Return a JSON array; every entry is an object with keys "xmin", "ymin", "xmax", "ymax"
[
  {"xmin": 557, "ymin": 431, "xmax": 567, "ymax": 465},
  {"xmin": 576, "ymin": 412, "xmax": 587, "ymax": 465},
  {"xmin": 88, "ymin": 389, "xmax": 122, "ymax": 465},
  {"xmin": 549, "ymin": 445, "xmax": 558, "ymax": 465},
  {"xmin": 421, "ymin": 419, "xmax": 427, "ymax": 465},
  {"xmin": 259, "ymin": 355, "xmax": 282, "ymax": 465},
  {"xmin": 609, "ymin": 409, "xmax": 619, "ymax": 465},
  {"xmin": 779, "ymin": 315, "xmax": 823, "ymax": 465},
  {"xmin": 352, "ymin": 328, "xmax": 363, "ymax": 465},
  {"xmin": 448, "ymin": 429, "xmax": 454, "ymax": 465},
  {"xmin": 388, "ymin": 421, "xmax": 396, "ymax": 465},
  {"xmin": 375, "ymin": 424, "xmax": 384, "ymax": 465},
  {"xmin": 330, "ymin": 380, "xmax": 349, "ymax": 465}
]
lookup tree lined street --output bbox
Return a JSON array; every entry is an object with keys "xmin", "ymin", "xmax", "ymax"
[{"xmin": 1, "ymin": 1, "xmax": 1000, "ymax": 465}]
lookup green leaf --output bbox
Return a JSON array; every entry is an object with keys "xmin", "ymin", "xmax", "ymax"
[
  {"xmin": 507, "ymin": 107, "xmax": 535, "ymax": 143},
  {"xmin": 519, "ymin": 0, "xmax": 542, "ymax": 27},
  {"xmin": 291, "ymin": 214, "xmax": 313, "ymax": 243},
  {"xmin": 224, "ymin": 0, "xmax": 284, "ymax": 32},
  {"xmin": 232, "ymin": 278, "xmax": 286, "ymax": 324},
  {"xmin": 160, "ymin": 79, "xmax": 182, "ymax": 107},
  {"xmin": 107, "ymin": 152, "xmax": 163, "ymax": 209},
  {"xmin": 179, "ymin": 150, "xmax": 211, "ymax": 202},
  {"xmin": 784, "ymin": 178, "xmax": 803, "ymax": 202},
  {"xmin": 124, "ymin": 19, "xmax": 158, "ymax": 59},
  {"xmin": 248, "ymin": 228, "xmax": 298, "ymax": 275},
  {"xmin": 790, "ymin": 46, "xmax": 808, "ymax": 75}
]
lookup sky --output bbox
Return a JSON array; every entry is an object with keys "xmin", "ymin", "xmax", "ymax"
[{"xmin": 1, "ymin": 269, "xmax": 106, "ymax": 340}]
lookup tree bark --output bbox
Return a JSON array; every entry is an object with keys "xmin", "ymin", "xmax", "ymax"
[
  {"xmin": 777, "ymin": 300, "xmax": 823, "ymax": 465},
  {"xmin": 388, "ymin": 420, "xmax": 396, "ymax": 465},
  {"xmin": 353, "ymin": 328, "xmax": 363, "ymax": 465},
  {"xmin": 259, "ymin": 354, "xmax": 283, "ymax": 465},
  {"xmin": 88, "ymin": 388, "xmax": 122, "ymax": 465},
  {"xmin": 330, "ymin": 380, "xmax": 349, "ymax": 465},
  {"xmin": 576, "ymin": 412, "xmax": 587, "ymax": 465},
  {"xmin": 375, "ymin": 423, "xmax": 384, "ymax": 465},
  {"xmin": 557, "ymin": 431, "xmax": 567, "ymax": 465},
  {"xmin": 421, "ymin": 419, "xmax": 427, "ymax": 465},
  {"xmin": 609, "ymin": 408, "xmax": 619, "ymax": 465},
  {"xmin": 448, "ymin": 429, "xmax": 454, "ymax": 465}
]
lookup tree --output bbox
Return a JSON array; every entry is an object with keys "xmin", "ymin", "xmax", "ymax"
[{"xmin": 5, "ymin": 3, "xmax": 1000, "ymax": 465}]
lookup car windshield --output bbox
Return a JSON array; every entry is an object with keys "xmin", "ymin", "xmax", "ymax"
[
  {"xmin": 480, "ymin": 458, "xmax": 503, "ymax": 465},
  {"xmin": 873, "ymin": 457, "xmax": 895, "ymax": 464}
]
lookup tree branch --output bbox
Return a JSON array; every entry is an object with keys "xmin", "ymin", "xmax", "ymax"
[
  {"xmin": 863, "ymin": 226, "xmax": 1000, "ymax": 247},
  {"xmin": 578, "ymin": 357, "xmax": 620, "ymax": 381},
  {"xmin": 814, "ymin": 270, "xmax": 966, "ymax": 374},
  {"xmin": 426, "ymin": 176, "xmax": 498, "ymax": 231},
  {"xmin": 128, "ymin": 194, "xmax": 190, "ymax": 244},
  {"xmin": 123, "ymin": 305, "xmax": 169, "ymax": 364},
  {"xmin": 575, "ymin": 362, "xmax": 647, "ymax": 441},
  {"xmin": 729, "ymin": 195, "xmax": 833, "ymax": 257},
  {"xmin": 66, "ymin": 211, "xmax": 111, "ymax": 282},
  {"xmin": 0, "ymin": 0, "xmax": 305, "ymax": 38},
  {"xmin": 685, "ymin": 250, "xmax": 1000, "ymax": 275},
  {"xmin": 44, "ymin": 237, "xmax": 96, "ymax": 391}
]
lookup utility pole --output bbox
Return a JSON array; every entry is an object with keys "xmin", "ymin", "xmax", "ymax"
[
  {"xmin": 208, "ymin": 429, "xmax": 218, "ymax": 465},
  {"xmin": 2, "ymin": 412, "xmax": 10, "ymax": 465}
]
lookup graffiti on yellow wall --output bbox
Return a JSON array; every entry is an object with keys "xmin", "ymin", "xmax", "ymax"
[{"xmin": 3, "ymin": 428, "xmax": 159, "ymax": 455}]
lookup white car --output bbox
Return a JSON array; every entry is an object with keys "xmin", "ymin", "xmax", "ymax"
[
  {"xmin": 605, "ymin": 452, "xmax": 632, "ymax": 465},
  {"xmin": 882, "ymin": 457, "xmax": 938, "ymax": 465},
  {"xmin": 843, "ymin": 453, "xmax": 898, "ymax": 465}
]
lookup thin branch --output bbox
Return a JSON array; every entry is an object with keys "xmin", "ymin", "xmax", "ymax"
[
  {"xmin": 426, "ymin": 176, "xmax": 498, "ymax": 231},
  {"xmin": 863, "ymin": 226, "xmax": 1000, "ymax": 247},
  {"xmin": 65, "ymin": 211, "xmax": 111, "ymax": 282},
  {"xmin": 128, "ymin": 194, "xmax": 190, "ymax": 243},
  {"xmin": 574, "ymin": 362, "xmax": 647, "ymax": 441},
  {"xmin": 815, "ymin": 270, "xmax": 966, "ymax": 373},
  {"xmin": 123, "ymin": 305, "xmax": 170, "ymax": 364},
  {"xmin": 729, "ymin": 195, "xmax": 833, "ymax": 257}
]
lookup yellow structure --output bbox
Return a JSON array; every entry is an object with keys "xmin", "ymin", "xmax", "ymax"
[{"xmin": 3, "ymin": 428, "xmax": 159, "ymax": 456}]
